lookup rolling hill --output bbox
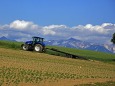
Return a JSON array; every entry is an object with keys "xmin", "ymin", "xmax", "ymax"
[
  {"xmin": 0, "ymin": 40, "xmax": 115, "ymax": 63},
  {"xmin": 0, "ymin": 40, "xmax": 115, "ymax": 86}
]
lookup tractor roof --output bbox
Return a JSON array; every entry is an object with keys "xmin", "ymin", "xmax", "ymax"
[{"xmin": 32, "ymin": 36, "xmax": 44, "ymax": 39}]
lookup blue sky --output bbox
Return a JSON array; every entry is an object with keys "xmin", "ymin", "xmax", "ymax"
[
  {"xmin": 0, "ymin": 0, "xmax": 115, "ymax": 26},
  {"xmin": 0, "ymin": 0, "xmax": 115, "ymax": 44}
]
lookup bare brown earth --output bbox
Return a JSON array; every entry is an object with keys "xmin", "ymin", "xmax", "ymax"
[
  {"xmin": 18, "ymin": 78, "xmax": 115, "ymax": 86},
  {"xmin": 0, "ymin": 48, "xmax": 115, "ymax": 86}
]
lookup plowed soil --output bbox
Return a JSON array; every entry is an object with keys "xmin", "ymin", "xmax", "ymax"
[{"xmin": 0, "ymin": 48, "xmax": 115, "ymax": 86}]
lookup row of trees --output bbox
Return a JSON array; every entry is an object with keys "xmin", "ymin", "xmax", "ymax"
[{"xmin": 111, "ymin": 33, "xmax": 115, "ymax": 44}]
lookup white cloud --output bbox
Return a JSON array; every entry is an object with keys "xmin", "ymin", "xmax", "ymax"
[
  {"xmin": 0, "ymin": 20, "xmax": 43, "ymax": 41},
  {"xmin": 70, "ymin": 23, "xmax": 115, "ymax": 43},
  {"xmin": 0, "ymin": 20, "xmax": 115, "ymax": 44},
  {"xmin": 74, "ymin": 24, "xmax": 106, "ymax": 34},
  {"xmin": 43, "ymin": 28, "xmax": 56, "ymax": 35},
  {"xmin": 43, "ymin": 25, "xmax": 67, "ymax": 29},
  {"xmin": 42, "ymin": 25, "xmax": 67, "ymax": 35},
  {"xmin": 102, "ymin": 23, "xmax": 113, "ymax": 27},
  {"xmin": 10, "ymin": 20, "xmax": 39, "ymax": 30},
  {"xmin": 85, "ymin": 24, "xmax": 93, "ymax": 29}
]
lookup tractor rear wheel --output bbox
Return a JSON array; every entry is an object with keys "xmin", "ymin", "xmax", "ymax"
[
  {"xmin": 21, "ymin": 44, "xmax": 29, "ymax": 51},
  {"xmin": 34, "ymin": 44, "xmax": 43, "ymax": 52}
]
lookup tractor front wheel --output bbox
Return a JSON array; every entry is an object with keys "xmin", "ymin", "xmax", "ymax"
[
  {"xmin": 21, "ymin": 44, "xmax": 29, "ymax": 51},
  {"xmin": 34, "ymin": 44, "xmax": 43, "ymax": 52}
]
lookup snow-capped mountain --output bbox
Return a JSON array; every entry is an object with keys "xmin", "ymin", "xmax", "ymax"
[
  {"xmin": 104, "ymin": 44, "xmax": 115, "ymax": 53},
  {"xmin": 46, "ymin": 38, "xmax": 90, "ymax": 48},
  {"xmin": 45, "ymin": 38, "xmax": 115, "ymax": 53},
  {"xmin": 86, "ymin": 45, "xmax": 112, "ymax": 53}
]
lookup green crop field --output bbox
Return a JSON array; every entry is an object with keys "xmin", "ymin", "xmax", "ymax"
[
  {"xmin": 47, "ymin": 46, "xmax": 115, "ymax": 64},
  {"xmin": 0, "ymin": 40, "xmax": 115, "ymax": 86},
  {"xmin": 0, "ymin": 40, "xmax": 22, "ymax": 49}
]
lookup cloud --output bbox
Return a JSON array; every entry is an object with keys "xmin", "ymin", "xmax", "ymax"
[
  {"xmin": 0, "ymin": 20, "xmax": 115, "ymax": 44},
  {"xmin": 43, "ymin": 25, "xmax": 67, "ymax": 29},
  {"xmin": 0, "ymin": 20, "xmax": 43, "ymax": 41},
  {"xmin": 42, "ymin": 25, "xmax": 67, "ymax": 35},
  {"xmin": 73, "ymin": 24, "xmax": 107, "ymax": 34},
  {"xmin": 70, "ymin": 23, "xmax": 115, "ymax": 43},
  {"xmin": 9, "ymin": 20, "xmax": 39, "ymax": 30}
]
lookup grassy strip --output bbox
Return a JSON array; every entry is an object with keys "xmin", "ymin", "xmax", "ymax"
[
  {"xmin": 46, "ymin": 46, "xmax": 115, "ymax": 63},
  {"xmin": 0, "ymin": 40, "xmax": 22, "ymax": 50}
]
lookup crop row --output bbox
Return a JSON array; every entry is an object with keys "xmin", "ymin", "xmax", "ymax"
[{"xmin": 0, "ymin": 66, "xmax": 109, "ymax": 86}]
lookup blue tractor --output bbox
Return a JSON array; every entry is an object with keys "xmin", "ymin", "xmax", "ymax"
[{"xmin": 21, "ymin": 37, "xmax": 45, "ymax": 52}]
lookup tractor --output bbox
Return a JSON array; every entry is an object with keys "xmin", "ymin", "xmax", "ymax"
[{"xmin": 21, "ymin": 37, "xmax": 45, "ymax": 52}]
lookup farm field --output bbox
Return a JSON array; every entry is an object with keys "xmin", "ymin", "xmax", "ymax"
[
  {"xmin": 0, "ymin": 47, "xmax": 115, "ymax": 86},
  {"xmin": 0, "ymin": 40, "xmax": 115, "ymax": 86},
  {"xmin": 0, "ymin": 40, "xmax": 115, "ymax": 64}
]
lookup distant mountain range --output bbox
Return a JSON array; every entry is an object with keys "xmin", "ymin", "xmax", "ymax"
[
  {"xmin": 45, "ymin": 38, "xmax": 115, "ymax": 53},
  {"xmin": 0, "ymin": 36, "xmax": 115, "ymax": 53}
]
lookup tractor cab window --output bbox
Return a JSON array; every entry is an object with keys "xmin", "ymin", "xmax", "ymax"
[
  {"xmin": 33, "ymin": 38, "xmax": 38, "ymax": 42},
  {"xmin": 33, "ymin": 37, "xmax": 44, "ymax": 43},
  {"xmin": 39, "ymin": 38, "xmax": 44, "ymax": 42}
]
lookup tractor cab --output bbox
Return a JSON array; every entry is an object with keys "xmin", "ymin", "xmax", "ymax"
[{"xmin": 32, "ymin": 37, "xmax": 44, "ymax": 44}]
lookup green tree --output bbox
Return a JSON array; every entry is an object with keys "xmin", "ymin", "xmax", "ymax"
[{"xmin": 111, "ymin": 33, "xmax": 115, "ymax": 44}]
